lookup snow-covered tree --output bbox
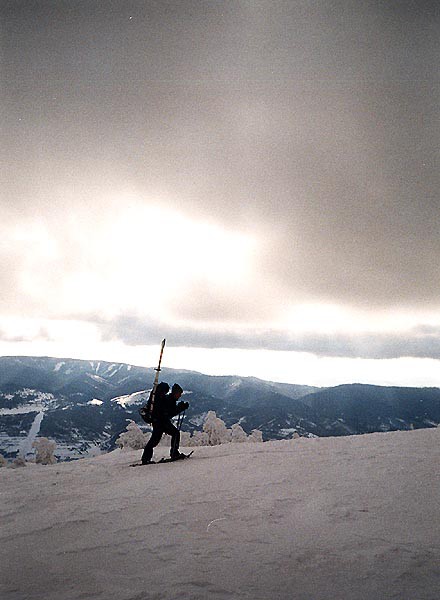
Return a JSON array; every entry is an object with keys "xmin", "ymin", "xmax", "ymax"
[
  {"xmin": 249, "ymin": 429, "xmax": 264, "ymax": 443},
  {"xmin": 231, "ymin": 423, "xmax": 248, "ymax": 443},
  {"xmin": 116, "ymin": 420, "xmax": 148, "ymax": 450},
  {"xmin": 187, "ymin": 430, "xmax": 208, "ymax": 446},
  {"xmin": 0, "ymin": 454, "xmax": 7, "ymax": 467},
  {"xmin": 185, "ymin": 413, "xmax": 264, "ymax": 446},
  {"xmin": 203, "ymin": 411, "xmax": 232, "ymax": 445},
  {"xmin": 180, "ymin": 431, "xmax": 192, "ymax": 447},
  {"xmin": 33, "ymin": 437, "xmax": 57, "ymax": 464},
  {"xmin": 187, "ymin": 430, "xmax": 209, "ymax": 447}
]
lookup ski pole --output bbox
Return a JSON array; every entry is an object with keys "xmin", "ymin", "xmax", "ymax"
[
  {"xmin": 171, "ymin": 411, "xmax": 184, "ymax": 457},
  {"xmin": 177, "ymin": 409, "xmax": 186, "ymax": 431},
  {"xmin": 175, "ymin": 409, "xmax": 185, "ymax": 431}
]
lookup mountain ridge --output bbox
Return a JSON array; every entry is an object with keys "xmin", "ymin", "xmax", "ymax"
[{"xmin": 1, "ymin": 355, "xmax": 439, "ymax": 460}]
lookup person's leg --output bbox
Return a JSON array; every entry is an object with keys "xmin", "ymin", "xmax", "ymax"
[
  {"xmin": 162, "ymin": 420, "xmax": 180, "ymax": 458},
  {"xmin": 141, "ymin": 423, "xmax": 163, "ymax": 463}
]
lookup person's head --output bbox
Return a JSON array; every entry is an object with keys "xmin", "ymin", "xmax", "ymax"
[{"xmin": 171, "ymin": 383, "xmax": 183, "ymax": 399}]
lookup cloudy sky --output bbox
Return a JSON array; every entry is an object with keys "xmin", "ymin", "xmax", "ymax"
[{"xmin": 2, "ymin": 0, "xmax": 440, "ymax": 386}]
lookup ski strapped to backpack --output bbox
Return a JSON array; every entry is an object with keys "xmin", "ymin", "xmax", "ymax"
[{"xmin": 139, "ymin": 338, "xmax": 166, "ymax": 424}]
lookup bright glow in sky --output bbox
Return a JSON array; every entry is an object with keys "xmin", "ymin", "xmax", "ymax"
[
  {"xmin": 3, "ymin": 197, "xmax": 440, "ymax": 387},
  {"xmin": 8, "ymin": 200, "xmax": 256, "ymax": 320}
]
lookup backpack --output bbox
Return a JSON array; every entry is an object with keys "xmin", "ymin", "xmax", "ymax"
[{"xmin": 139, "ymin": 381, "xmax": 169, "ymax": 424}]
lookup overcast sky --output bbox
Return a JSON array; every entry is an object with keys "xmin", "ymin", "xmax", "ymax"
[{"xmin": 2, "ymin": 1, "xmax": 440, "ymax": 386}]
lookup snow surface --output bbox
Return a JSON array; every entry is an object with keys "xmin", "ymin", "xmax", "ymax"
[
  {"xmin": 111, "ymin": 389, "xmax": 148, "ymax": 408},
  {"xmin": 18, "ymin": 411, "xmax": 44, "ymax": 458},
  {"xmin": 0, "ymin": 405, "xmax": 44, "ymax": 415},
  {"xmin": 1, "ymin": 428, "xmax": 440, "ymax": 600}
]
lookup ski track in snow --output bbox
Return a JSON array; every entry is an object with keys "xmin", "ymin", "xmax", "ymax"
[
  {"xmin": 1, "ymin": 429, "xmax": 440, "ymax": 600},
  {"xmin": 19, "ymin": 410, "xmax": 45, "ymax": 459}
]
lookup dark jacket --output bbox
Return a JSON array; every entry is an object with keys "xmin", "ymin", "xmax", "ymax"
[{"xmin": 152, "ymin": 392, "xmax": 187, "ymax": 420}]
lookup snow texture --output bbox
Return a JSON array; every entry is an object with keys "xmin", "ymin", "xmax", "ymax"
[
  {"xmin": 1, "ymin": 427, "xmax": 440, "ymax": 600},
  {"xmin": 111, "ymin": 389, "xmax": 149, "ymax": 407}
]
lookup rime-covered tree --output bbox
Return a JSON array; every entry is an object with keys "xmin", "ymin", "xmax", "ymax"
[
  {"xmin": 231, "ymin": 423, "xmax": 248, "ymax": 443},
  {"xmin": 186, "ymin": 413, "xmax": 264, "ymax": 446},
  {"xmin": 187, "ymin": 430, "xmax": 209, "ymax": 447},
  {"xmin": 180, "ymin": 431, "xmax": 192, "ymax": 447},
  {"xmin": 203, "ymin": 411, "xmax": 231, "ymax": 445},
  {"xmin": 249, "ymin": 429, "xmax": 263, "ymax": 442},
  {"xmin": 116, "ymin": 420, "xmax": 148, "ymax": 450},
  {"xmin": 33, "ymin": 437, "xmax": 57, "ymax": 465}
]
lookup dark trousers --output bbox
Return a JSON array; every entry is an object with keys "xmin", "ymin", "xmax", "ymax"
[{"xmin": 141, "ymin": 418, "xmax": 180, "ymax": 463}]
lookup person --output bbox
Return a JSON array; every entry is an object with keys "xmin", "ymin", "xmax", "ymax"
[{"xmin": 141, "ymin": 383, "xmax": 189, "ymax": 464}]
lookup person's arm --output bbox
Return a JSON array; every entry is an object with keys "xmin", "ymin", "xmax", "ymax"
[{"xmin": 173, "ymin": 400, "xmax": 189, "ymax": 416}]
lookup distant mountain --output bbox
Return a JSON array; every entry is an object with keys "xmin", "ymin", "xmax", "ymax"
[
  {"xmin": 1, "ymin": 356, "xmax": 439, "ymax": 460},
  {"xmin": 299, "ymin": 383, "xmax": 440, "ymax": 435}
]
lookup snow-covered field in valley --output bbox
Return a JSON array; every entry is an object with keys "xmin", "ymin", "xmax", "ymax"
[{"xmin": 1, "ymin": 428, "xmax": 439, "ymax": 600}]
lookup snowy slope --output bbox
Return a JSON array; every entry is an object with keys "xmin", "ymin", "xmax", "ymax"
[{"xmin": 1, "ymin": 428, "xmax": 440, "ymax": 600}]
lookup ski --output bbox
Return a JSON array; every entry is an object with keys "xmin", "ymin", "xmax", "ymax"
[
  {"xmin": 139, "ymin": 338, "xmax": 166, "ymax": 424},
  {"xmin": 158, "ymin": 451, "xmax": 194, "ymax": 464},
  {"xmin": 130, "ymin": 451, "xmax": 193, "ymax": 467}
]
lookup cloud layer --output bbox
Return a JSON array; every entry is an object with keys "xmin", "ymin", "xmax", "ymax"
[
  {"xmin": 59, "ymin": 315, "xmax": 440, "ymax": 361},
  {"xmin": 2, "ymin": 1, "xmax": 440, "ymax": 364}
]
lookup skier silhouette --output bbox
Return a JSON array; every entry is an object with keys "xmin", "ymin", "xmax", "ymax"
[{"xmin": 141, "ymin": 383, "xmax": 189, "ymax": 464}]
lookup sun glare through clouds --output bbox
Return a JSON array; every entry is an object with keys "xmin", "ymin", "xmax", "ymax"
[{"xmin": 10, "ymin": 200, "xmax": 257, "ymax": 322}]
